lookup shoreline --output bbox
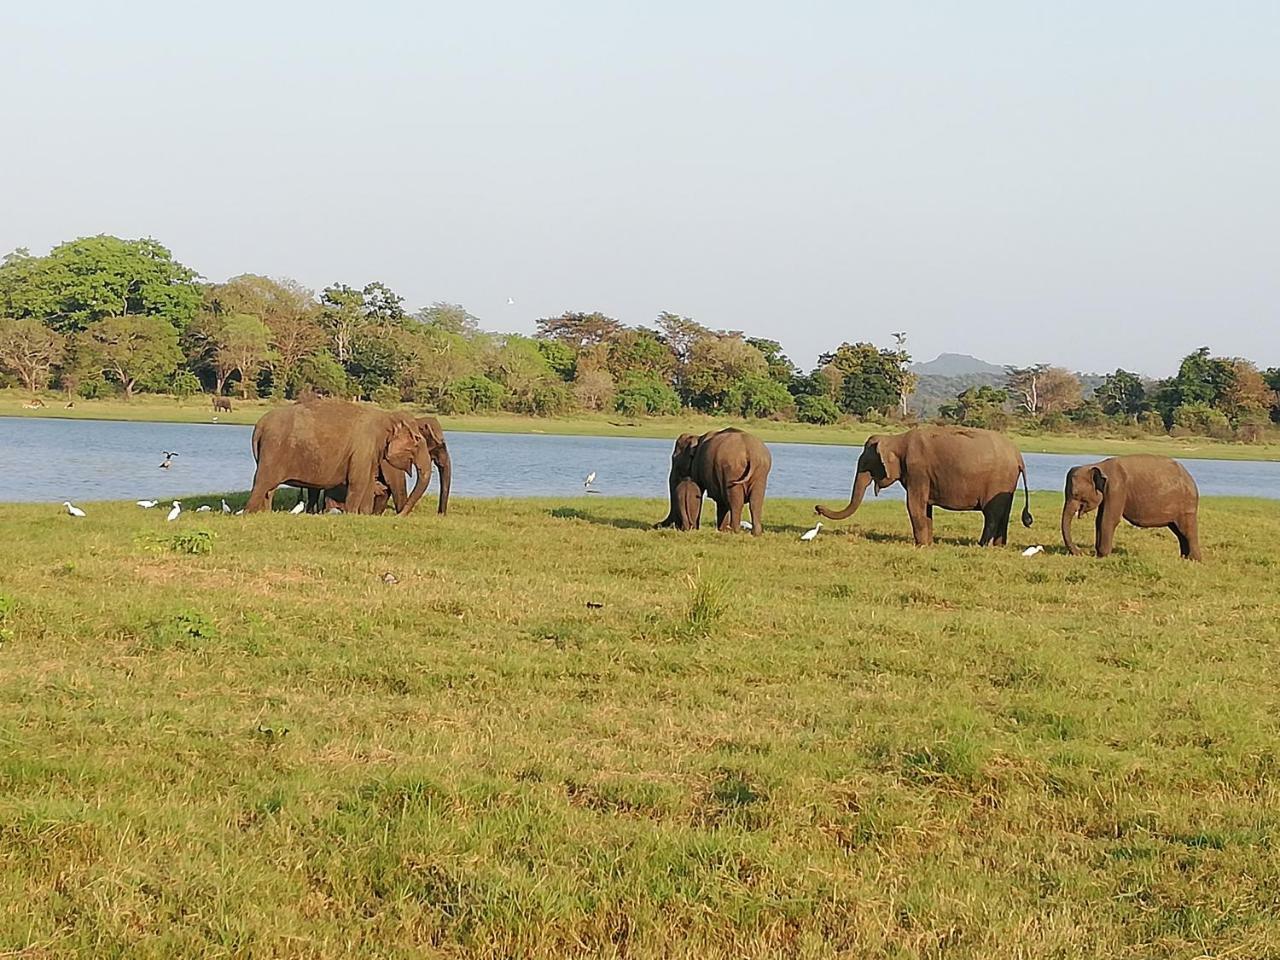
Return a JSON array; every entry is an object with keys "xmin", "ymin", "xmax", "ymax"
[{"xmin": 3, "ymin": 399, "xmax": 1280, "ymax": 462}]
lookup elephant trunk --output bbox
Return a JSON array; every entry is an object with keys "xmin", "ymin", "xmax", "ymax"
[
  {"xmin": 432, "ymin": 443, "xmax": 451, "ymax": 515},
  {"xmin": 1061, "ymin": 499, "xmax": 1083, "ymax": 556},
  {"xmin": 816, "ymin": 469, "xmax": 872, "ymax": 521}
]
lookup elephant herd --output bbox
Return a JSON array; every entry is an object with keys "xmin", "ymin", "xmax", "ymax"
[{"xmin": 245, "ymin": 401, "xmax": 1201, "ymax": 560}]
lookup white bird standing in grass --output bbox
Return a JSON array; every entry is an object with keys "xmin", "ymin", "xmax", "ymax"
[
  {"xmin": 196, "ymin": 505, "xmax": 211, "ymax": 512},
  {"xmin": 166, "ymin": 501, "xmax": 181, "ymax": 522},
  {"xmin": 799, "ymin": 521, "xmax": 822, "ymax": 542},
  {"xmin": 289, "ymin": 500, "xmax": 306, "ymax": 515},
  {"xmin": 221, "ymin": 499, "xmax": 231, "ymax": 514},
  {"xmin": 1021, "ymin": 545, "xmax": 1045, "ymax": 557},
  {"xmin": 136, "ymin": 499, "xmax": 158, "ymax": 509},
  {"xmin": 63, "ymin": 501, "xmax": 86, "ymax": 518},
  {"xmin": 740, "ymin": 520, "xmax": 754, "ymax": 531}
]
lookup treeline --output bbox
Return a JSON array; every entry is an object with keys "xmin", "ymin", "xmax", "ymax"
[{"xmin": 0, "ymin": 235, "xmax": 1277, "ymax": 440}]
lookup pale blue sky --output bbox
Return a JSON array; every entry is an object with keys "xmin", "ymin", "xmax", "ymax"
[{"xmin": 2, "ymin": 2, "xmax": 1276, "ymax": 374}]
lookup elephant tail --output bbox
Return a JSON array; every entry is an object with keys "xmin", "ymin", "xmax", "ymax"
[
  {"xmin": 1019, "ymin": 457, "xmax": 1033, "ymax": 528},
  {"xmin": 728, "ymin": 457, "xmax": 762, "ymax": 489}
]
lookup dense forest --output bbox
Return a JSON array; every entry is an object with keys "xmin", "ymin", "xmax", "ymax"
[{"xmin": 1, "ymin": 235, "xmax": 1277, "ymax": 440}]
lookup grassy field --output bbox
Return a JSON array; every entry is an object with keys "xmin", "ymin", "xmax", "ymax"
[
  {"xmin": 2, "ymin": 492, "xmax": 1280, "ymax": 957},
  {"xmin": 4, "ymin": 390, "xmax": 1280, "ymax": 461}
]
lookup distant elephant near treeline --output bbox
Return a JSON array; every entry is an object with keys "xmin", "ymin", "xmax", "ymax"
[
  {"xmin": 212, "ymin": 396, "xmax": 232, "ymax": 412},
  {"xmin": 655, "ymin": 427, "xmax": 771, "ymax": 535}
]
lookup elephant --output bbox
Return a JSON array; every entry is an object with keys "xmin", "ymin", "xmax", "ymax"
[
  {"xmin": 324, "ymin": 479, "xmax": 391, "ymax": 514},
  {"xmin": 815, "ymin": 426, "xmax": 1033, "ymax": 546},
  {"xmin": 212, "ymin": 396, "xmax": 232, "ymax": 412},
  {"xmin": 246, "ymin": 399, "xmax": 426, "ymax": 514},
  {"xmin": 1062, "ymin": 455, "xmax": 1201, "ymax": 560},
  {"xmin": 655, "ymin": 428, "xmax": 771, "ymax": 535},
  {"xmin": 305, "ymin": 415, "xmax": 451, "ymax": 516}
]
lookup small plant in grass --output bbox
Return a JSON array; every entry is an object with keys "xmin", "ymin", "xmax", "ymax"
[
  {"xmin": 0, "ymin": 595, "xmax": 13, "ymax": 645},
  {"xmin": 138, "ymin": 529, "xmax": 216, "ymax": 556},
  {"xmin": 142, "ymin": 609, "xmax": 220, "ymax": 652},
  {"xmin": 685, "ymin": 567, "xmax": 730, "ymax": 637}
]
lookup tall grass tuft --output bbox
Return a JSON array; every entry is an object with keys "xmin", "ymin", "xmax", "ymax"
[{"xmin": 685, "ymin": 566, "xmax": 731, "ymax": 636}]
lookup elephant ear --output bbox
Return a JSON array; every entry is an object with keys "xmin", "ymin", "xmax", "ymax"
[{"xmin": 1091, "ymin": 466, "xmax": 1108, "ymax": 494}]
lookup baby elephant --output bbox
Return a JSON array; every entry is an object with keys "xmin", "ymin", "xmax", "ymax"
[{"xmin": 1062, "ymin": 455, "xmax": 1201, "ymax": 560}]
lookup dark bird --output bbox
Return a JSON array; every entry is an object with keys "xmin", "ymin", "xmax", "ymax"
[{"xmin": 159, "ymin": 451, "xmax": 179, "ymax": 469}]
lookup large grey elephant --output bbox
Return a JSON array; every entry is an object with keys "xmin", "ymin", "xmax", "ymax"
[
  {"xmin": 655, "ymin": 427, "xmax": 771, "ymax": 535},
  {"xmin": 815, "ymin": 426, "xmax": 1032, "ymax": 546},
  {"xmin": 307, "ymin": 415, "xmax": 452, "ymax": 516},
  {"xmin": 1062, "ymin": 455, "xmax": 1201, "ymax": 560},
  {"xmin": 247, "ymin": 400, "xmax": 425, "ymax": 514}
]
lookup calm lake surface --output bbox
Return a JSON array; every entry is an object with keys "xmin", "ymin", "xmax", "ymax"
[{"xmin": 3, "ymin": 416, "xmax": 1280, "ymax": 505}]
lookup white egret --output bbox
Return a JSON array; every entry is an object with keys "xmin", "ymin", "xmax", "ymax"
[
  {"xmin": 289, "ymin": 501, "xmax": 306, "ymax": 515},
  {"xmin": 506, "ymin": 297, "xmax": 515, "ymax": 305},
  {"xmin": 583, "ymin": 471, "xmax": 596, "ymax": 489},
  {"xmin": 1021, "ymin": 545, "xmax": 1045, "ymax": 557},
  {"xmin": 166, "ymin": 501, "xmax": 181, "ymax": 522},
  {"xmin": 740, "ymin": 520, "xmax": 754, "ymax": 531},
  {"xmin": 799, "ymin": 521, "xmax": 822, "ymax": 542},
  {"xmin": 136, "ymin": 499, "xmax": 158, "ymax": 509},
  {"xmin": 221, "ymin": 499, "xmax": 231, "ymax": 514},
  {"xmin": 197, "ymin": 505, "xmax": 211, "ymax": 512},
  {"xmin": 63, "ymin": 501, "xmax": 86, "ymax": 518},
  {"xmin": 234, "ymin": 509, "xmax": 244, "ymax": 516}
]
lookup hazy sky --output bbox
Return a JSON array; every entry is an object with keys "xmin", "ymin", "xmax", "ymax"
[{"xmin": 2, "ymin": 2, "xmax": 1276, "ymax": 375}]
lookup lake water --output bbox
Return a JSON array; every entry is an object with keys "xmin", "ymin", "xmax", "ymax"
[{"xmin": 3, "ymin": 416, "xmax": 1280, "ymax": 505}]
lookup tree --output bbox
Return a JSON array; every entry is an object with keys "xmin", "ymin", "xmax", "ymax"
[
  {"xmin": 320, "ymin": 281, "xmax": 406, "ymax": 364},
  {"xmin": 0, "ymin": 236, "xmax": 200, "ymax": 334},
  {"xmin": 1096, "ymin": 369, "xmax": 1147, "ymax": 421},
  {"xmin": 415, "ymin": 302, "xmax": 480, "ymax": 336},
  {"xmin": 484, "ymin": 335, "xmax": 558, "ymax": 411},
  {"xmin": 683, "ymin": 334, "xmax": 768, "ymax": 410},
  {"xmin": 1221, "ymin": 360, "xmax": 1276, "ymax": 421},
  {"xmin": 1152, "ymin": 347, "xmax": 1239, "ymax": 426},
  {"xmin": 535, "ymin": 311, "xmax": 624, "ymax": 349},
  {"xmin": 203, "ymin": 275, "xmax": 320, "ymax": 398},
  {"xmin": 0, "ymin": 319, "xmax": 66, "ymax": 393},
  {"xmin": 819, "ymin": 342, "xmax": 909, "ymax": 417},
  {"xmin": 796, "ymin": 394, "xmax": 841, "ymax": 424},
  {"xmin": 655, "ymin": 311, "xmax": 709, "ymax": 396},
  {"xmin": 723, "ymin": 374, "xmax": 795, "ymax": 419},
  {"xmin": 1005, "ymin": 364, "xmax": 1050, "ymax": 415},
  {"xmin": 746, "ymin": 337, "xmax": 797, "ymax": 385},
  {"xmin": 614, "ymin": 375, "xmax": 681, "ymax": 416},
  {"xmin": 573, "ymin": 368, "xmax": 616, "ymax": 411},
  {"xmin": 76, "ymin": 316, "xmax": 182, "ymax": 400},
  {"xmin": 889, "ymin": 331, "xmax": 916, "ymax": 415},
  {"xmin": 1036, "ymin": 367, "xmax": 1083, "ymax": 415},
  {"xmin": 938, "ymin": 385, "xmax": 1009, "ymax": 427},
  {"xmin": 607, "ymin": 328, "xmax": 676, "ymax": 385},
  {"xmin": 216, "ymin": 314, "xmax": 273, "ymax": 398}
]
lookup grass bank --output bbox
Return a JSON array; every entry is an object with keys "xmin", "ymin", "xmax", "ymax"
[
  {"xmin": 2, "ymin": 494, "xmax": 1279, "ymax": 956},
  {"xmin": 4, "ymin": 390, "xmax": 1280, "ymax": 460}
]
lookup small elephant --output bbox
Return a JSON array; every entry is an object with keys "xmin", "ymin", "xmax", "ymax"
[
  {"xmin": 324, "ymin": 479, "xmax": 391, "ymax": 514},
  {"xmin": 655, "ymin": 428, "xmax": 771, "ymax": 535},
  {"xmin": 212, "ymin": 396, "xmax": 232, "ymax": 412},
  {"xmin": 815, "ymin": 426, "xmax": 1032, "ymax": 546},
  {"xmin": 1062, "ymin": 455, "xmax": 1201, "ymax": 560}
]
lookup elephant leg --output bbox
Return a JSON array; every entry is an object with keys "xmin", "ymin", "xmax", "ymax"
[
  {"xmin": 1173, "ymin": 513, "xmax": 1201, "ymax": 561},
  {"xmin": 725, "ymin": 484, "xmax": 746, "ymax": 533},
  {"xmin": 748, "ymin": 481, "xmax": 766, "ymax": 536},
  {"xmin": 1095, "ymin": 502, "xmax": 1121, "ymax": 557},
  {"xmin": 246, "ymin": 467, "xmax": 281, "ymax": 513},
  {"xmin": 715, "ymin": 497, "xmax": 733, "ymax": 532},
  {"xmin": 906, "ymin": 488, "xmax": 932, "ymax": 546}
]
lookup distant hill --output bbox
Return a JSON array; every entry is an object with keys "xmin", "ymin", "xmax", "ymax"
[
  {"xmin": 905, "ymin": 354, "xmax": 1105, "ymax": 418},
  {"xmin": 908, "ymin": 353, "xmax": 1007, "ymax": 377}
]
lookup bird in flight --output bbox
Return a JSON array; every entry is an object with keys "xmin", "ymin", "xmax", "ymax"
[
  {"xmin": 63, "ymin": 501, "xmax": 86, "ymax": 518},
  {"xmin": 583, "ymin": 471, "xmax": 596, "ymax": 490},
  {"xmin": 159, "ymin": 451, "xmax": 179, "ymax": 469}
]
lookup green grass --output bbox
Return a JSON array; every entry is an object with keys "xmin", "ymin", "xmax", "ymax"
[
  {"xmin": 5, "ymin": 389, "xmax": 1280, "ymax": 460},
  {"xmin": 3, "ymin": 492, "xmax": 1280, "ymax": 957}
]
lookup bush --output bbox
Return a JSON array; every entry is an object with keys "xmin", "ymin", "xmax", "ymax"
[
  {"xmin": 170, "ymin": 370, "xmax": 202, "ymax": 400},
  {"xmin": 370, "ymin": 384, "xmax": 401, "ymax": 408},
  {"xmin": 76, "ymin": 377, "xmax": 113, "ymax": 400},
  {"xmin": 796, "ymin": 394, "xmax": 840, "ymax": 425},
  {"xmin": 442, "ymin": 374, "xmax": 505, "ymax": 414},
  {"xmin": 724, "ymin": 375, "xmax": 794, "ymax": 419},
  {"xmin": 1137, "ymin": 411, "xmax": 1166, "ymax": 434},
  {"xmin": 615, "ymin": 377, "xmax": 681, "ymax": 417},
  {"xmin": 524, "ymin": 382, "xmax": 575, "ymax": 416},
  {"xmin": 292, "ymin": 353, "xmax": 349, "ymax": 398},
  {"xmin": 1173, "ymin": 402, "xmax": 1231, "ymax": 439}
]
